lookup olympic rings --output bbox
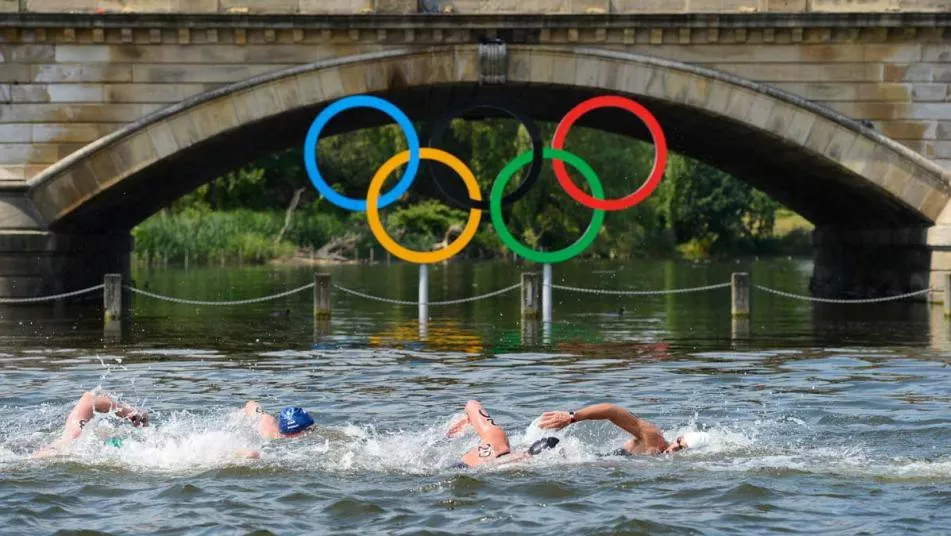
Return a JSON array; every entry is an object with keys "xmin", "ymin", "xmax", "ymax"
[
  {"xmin": 551, "ymin": 95, "xmax": 668, "ymax": 211},
  {"xmin": 427, "ymin": 99, "xmax": 544, "ymax": 211},
  {"xmin": 302, "ymin": 94, "xmax": 668, "ymax": 264},
  {"xmin": 491, "ymin": 148, "xmax": 605, "ymax": 264},
  {"xmin": 303, "ymin": 95, "xmax": 421, "ymax": 212},
  {"xmin": 367, "ymin": 148, "xmax": 483, "ymax": 264}
]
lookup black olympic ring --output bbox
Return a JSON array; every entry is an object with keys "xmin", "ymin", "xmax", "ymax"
[{"xmin": 426, "ymin": 98, "xmax": 544, "ymax": 211}]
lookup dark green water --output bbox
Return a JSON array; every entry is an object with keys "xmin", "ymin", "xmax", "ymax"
[{"xmin": 1, "ymin": 258, "xmax": 950, "ymax": 535}]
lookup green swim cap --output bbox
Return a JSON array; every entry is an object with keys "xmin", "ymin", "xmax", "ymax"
[{"xmin": 105, "ymin": 437, "xmax": 123, "ymax": 448}]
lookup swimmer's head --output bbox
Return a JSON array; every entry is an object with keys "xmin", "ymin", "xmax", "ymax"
[
  {"xmin": 278, "ymin": 407, "xmax": 314, "ymax": 436},
  {"xmin": 663, "ymin": 432, "xmax": 710, "ymax": 453}
]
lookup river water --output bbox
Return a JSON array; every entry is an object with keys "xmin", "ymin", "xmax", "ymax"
[{"xmin": 1, "ymin": 258, "xmax": 949, "ymax": 534}]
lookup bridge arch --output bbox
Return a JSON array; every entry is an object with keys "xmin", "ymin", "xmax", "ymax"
[{"xmin": 25, "ymin": 44, "xmax": 951, "ymax": 233}]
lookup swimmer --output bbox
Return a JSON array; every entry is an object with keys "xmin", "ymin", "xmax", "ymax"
[
  {"xmin": 242, "ymin": 401, "xmax": 315, "ymax": 440},
  {"xmin": 35, "ymin": 391, "xmax": 260, "ymax": 460},
  {"xmin": 34, "ymin": 391, "xmax": 148, "ymax": 458},
  {"xmin": 447, "ymin": 399, "xmax": 560, "ymax": 468},
  {"xmin": 537, "ymin": 403, "xmax": 709, "ymax": 455}
]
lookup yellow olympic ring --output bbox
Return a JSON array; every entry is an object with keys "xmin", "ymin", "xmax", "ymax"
[{"xmin": 366, "ymin": 148, "xmax": 482, "ymax": 264}]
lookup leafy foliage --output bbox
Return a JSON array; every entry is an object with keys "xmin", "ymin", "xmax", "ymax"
[{"xmin": 135, "ymin": 120, "xmax": 807, "ymax": 264}]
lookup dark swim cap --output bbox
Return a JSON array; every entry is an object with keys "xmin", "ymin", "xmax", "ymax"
[
  {"xmin": 528, "ymin": 437, "xmax": 560, "ymax": 456},
  {"xmin": 278, "ymin": 407, "xmax": 314, "ymax": 435}
]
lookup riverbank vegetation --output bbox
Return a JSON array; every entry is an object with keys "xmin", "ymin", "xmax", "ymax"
[{"xmin": 132, "ymin": 120, "xmax": 812, "ymax": 265}]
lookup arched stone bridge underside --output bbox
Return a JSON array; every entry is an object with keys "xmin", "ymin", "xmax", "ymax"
[{"xmin": 12, "ymin": 45, "xmax": 951, "ymax": 298}]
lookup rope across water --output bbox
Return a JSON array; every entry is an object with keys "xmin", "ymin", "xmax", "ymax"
[
  {"xmin": 0, "ymin": 284, "xmax": 104, "ymax": 304},
  {"xmin": 552, "ymin": 282, "xmax": 732, "ymax": 296},
  {"xmin": 333, "ymin": 283, "xmax": 520, "ymax": 306},
  {"xmin": 126, "ymin": 283, "xmax": 316, "ymax": 306},
  {"xmin": 754, "ymin": 285, "xmax": 932, "ymax": 304}
]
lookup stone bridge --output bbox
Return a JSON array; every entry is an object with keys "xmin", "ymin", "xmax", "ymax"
[{"xmin": 1, "ymin": 0, "xmax": 950, "ymax": 299}]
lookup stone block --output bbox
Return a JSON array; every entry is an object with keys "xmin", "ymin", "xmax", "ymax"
[
  {"xmin": 33, "ymin": 175, "xmax": 81, "ymax": 224},
  {"xmin": 166, "ymin": 113, "xmax": 202, "ymax": 150},
  {"xmin": 220, "ymin": 0, "xmax": 299, "ymax": 13},
  {"xmin": 0, "ymin": 195, "xmax": 45, "ymax": 229},
  {"xmin": 0, "ymin": 0, "xmax": 16, "ymax": 12},
  {"xmin": 825, "ymin": 102, "xmax": 907, "ymax": 120},
  {"xmin": 453, "ymin": 46, "xmax": 479, "ymax": 83},
  {"xmin": 714, "ymin": 63, "xmax": 884, "ymax": 82},
  {"xmin": 883, "ymin": 157, "xmax": 913, "ymax": 199},
  {"xmin": 703, "ymin": 83, "xmax": 735, "ymax": 116},
  {"xmin": 66, "ymin": 161, "xmax": 100, "ymax": 202},
  {"xmin": 857, "ymin": 83, "xmax": 912, "ymax": 102},
  {"xmin": 231, "ymin": 86, "xmax": 283, "ymax": 124},
  {"xmin": 25, "ymin": 0, "xmax": 97, "ymax": 12},
  {"xmin": 109, "ymin": 131, "xmax": 158, "ymax": 177},
  {"xmin": 611, "ymin": 0, "xmax": 687, "ymax": 12},
  {"xmin": 802, "ymin": 118, "xmax": 837, "ymax": 155},
  {"xmin": 938, "ymin": 121, "xmax": 951, "ymax": 139},
  {"xmin": 32, "ymin": 123, "xmax": 114, "ymax": 143},
  {"xmin": 724, "ymin": 88, "xmax": 755, "ymax": 123},
  {"xmin": 104, "ymin": 83, "xmax": 207, "ymax": 103},
  {"xmin": 316, "ymin": 68, "xmax": 346, "ymax": 102},
  {"xmin": 878, "ymin": 120, "xmax": 937, "ymax": 140},
  {"xmin": 132, "ymin": 64, "xmax": 284, "ymax": 84},
  {"xmin": 0, "ymin": 124, "xmax": 32, "ymax": 143},
  {"xmin": 0, "ymin": 65, "xmax": 35, "ymax": 84},
  {"xmin": 920, "ymin": 189, "xmax": 949, "ymax": 222},
  {"xmin": 145, "ymin": 121, "xmax": 179, "ymax": 159},
  {"xmin": 909, "ymin": 103, "xmax": 951, "ymax": 121},
  {"xmin": 372, "ymin": 0, "xmax": 417, "ymax": 13},
  {"xmin": 884, "ymin": 64, "xmax": 934, "ymax": 83},
  {"xmin": 808, "ymin": 0, "xmax": 900, "ymax": 12},
  {"xmin": 764, "ymin": 0, "xmax": 805, "ymax": 11},
  {"xmin": 912, "ymin": 84, "xmax": 948, "ymax": 102},
  {"xmin": 0, "ymin": 44, "xmax": 54, "ymax": 63},
  {"xmin": 863, "ymin": 44, "xmax": 922, "ymax": 63},
  {"xmin": 33, "ymin": 65, "xmax": 132, "ymax": 83},
  {"xmin": 189, "ymin": 98, "xmax": 240, "ymax": 140},
  {"xmin": 823, "ymin": 128, "xmax": 857, "ymax": 161},
  {"xmin": 901, "ymin": 173, "xmax": 930, "ymax": 211},
  {"xmin": 747, "ymin": 94, "xmax": 776, "ymax": 129},
  {"xmin": 689, "ymin": 0, "xmax": 762, "ymax": 12},
  {"xmin": 267, "ymin": 77, "xmax": 305, "ymax": 114},
  {"xmin": 923, "ymin": 45, "xmax": 951, "ymax": 63},
  {"xmin": 0, "ymin": 144, "xmax": 58, "ymax": 165},
  {"xmin": 528, "ymin": 50, "xmax": 556, "ymax": 85},
  {"xmin": 300, "ymin": 0, "xmax": 368, "ymax": 12},
  {"xmin": 552, "ymin": 54, "xmax": 578, "ymax": 87},
  {"xmin": 294, "ymin": 71, "xmax": 329, "ymax": 108}
]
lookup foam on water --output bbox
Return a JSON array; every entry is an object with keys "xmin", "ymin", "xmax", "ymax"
[{"xmin": 2, "ymin": 399, "xmax": 950, "ymax": 481}]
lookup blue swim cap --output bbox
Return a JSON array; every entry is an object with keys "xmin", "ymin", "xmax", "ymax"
[{"xmin": 278, "ymin": 407, "xmax": 314, "ymax": 435}]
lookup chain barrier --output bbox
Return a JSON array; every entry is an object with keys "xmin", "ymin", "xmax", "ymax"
[
  {"xmin": 0, "ymin": 284, "xmax": 105, "ymax": 304},
  {"xmin": 754, "ymin": 285, "xmax": 933, "ymax": 304},
  {"xmin": 333, "ymin": 282, "xmax": 520, "ymax": 306},
  {"xmin": 126, "ymin": 283, "xmax": 315, "ymax": 306},
  {"xmin": 552, "ymin": 281, "xmax": 732, "ymax": 296}
]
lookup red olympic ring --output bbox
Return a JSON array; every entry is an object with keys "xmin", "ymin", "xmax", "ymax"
[{"xmin": 551, "ymin": 96, "xmax": 668, "ymax": 211}]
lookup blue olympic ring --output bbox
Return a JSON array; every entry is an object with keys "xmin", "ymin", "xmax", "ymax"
[{"xmin": 303, "ymin": 95, "xmax": 421, "ymax": 212}]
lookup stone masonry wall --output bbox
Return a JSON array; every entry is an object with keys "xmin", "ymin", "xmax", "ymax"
[
  {"xmin": 3, "ymin": 22, "xmax": 951, "ymax": 182},
  {"xmin": 0, "ymin": 0, "xmax": 948, "ymax": 14}
]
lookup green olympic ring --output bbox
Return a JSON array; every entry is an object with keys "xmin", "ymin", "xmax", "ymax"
[{"xmin": 490, "ymin": 148, "xmax": 605, "ymax": 264}]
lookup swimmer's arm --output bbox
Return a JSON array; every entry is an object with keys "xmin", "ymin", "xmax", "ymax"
[
  {"xmin": 539, "ymin": 404, "xmax": 667, "ymax": 450},
  {"xmin": 91, "ymin": 394, "xmax": 148, "ymax": 426}
]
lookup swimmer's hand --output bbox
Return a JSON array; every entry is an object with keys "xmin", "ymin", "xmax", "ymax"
[
  {"xmin": 446, "ymin": 414, "xmax": 470, "ymax": 439},
  {"xmin": 538, "ymin": 411, "xmax": 573, "ymax": 430},
  {"xmin": 234, "ymin": 448, "xmax": 260, "ymax": 460}
]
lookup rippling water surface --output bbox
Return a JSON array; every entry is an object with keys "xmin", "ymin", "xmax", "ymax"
[{"xmin": 1, "ymin": 259, "xmax": 950, "ymax": 535}]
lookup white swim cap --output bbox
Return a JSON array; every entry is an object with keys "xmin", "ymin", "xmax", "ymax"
[{"xmin": 681, "ymin": 432, "xmax": 710, "ymax": 449}]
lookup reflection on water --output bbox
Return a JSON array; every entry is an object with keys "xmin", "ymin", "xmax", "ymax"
[{"xmin": 0, "ymin": 259, "xmax": 950, "ymax": 534}]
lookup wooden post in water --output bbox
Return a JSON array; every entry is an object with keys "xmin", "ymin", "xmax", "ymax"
[
  {"xmin": 944, "ymin": 273, "xmax": 951, "ymax": 317},
  {"xmin": 103, "ymin": 273, "xmax": 122, "ymax": 325},
  {"xmin": 731, "ymin": 272, "xmax": 750, "ymax": 318},
  {"xmin": 314, "ymin": 273, "xmax": 332, "ymax": 319},
  {"xmin": 369, "ymin": 248, "xmax": 375, "ymax": 264},
  {"xmin": 521, "ymin": 272, "xmax": 541, "ymax": 319}
]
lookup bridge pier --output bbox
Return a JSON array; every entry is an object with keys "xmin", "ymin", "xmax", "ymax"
[
  {"xmin": 0, "ymin": 231, "xmax": 131, "ymax": 298},
  {"xmin": 810, "ymin": 227, "xmax": 946, "ymax": 302}
]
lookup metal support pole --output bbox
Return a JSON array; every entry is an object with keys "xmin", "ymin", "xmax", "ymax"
[
  {"xmin": 103, "ymin": 273, "xmax": 122, "ymax": 325},
  {"xmin": 732, "ymin": 272, "xmax": 750, "ymax": 318},
  {"xmin": 542, "ymin": 263, "xmax": 553, "ymax": 324},
  {"xmin": 418, "ymin": 264, "xmax": 429, "ymax": 326},
  {"xmin": 521, "ymin": 272, "xmax": 541, "ymax": 319},
  {"xmin": 944, "ymin": 273, "xmax": 951, "ymax": 317},
  {"xmin": 314, "ymin": 273, "xmax": 331, "ymax": 319}
]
